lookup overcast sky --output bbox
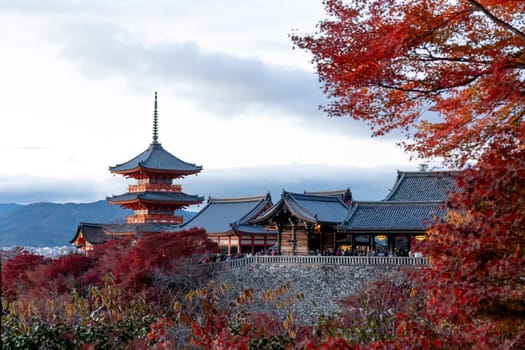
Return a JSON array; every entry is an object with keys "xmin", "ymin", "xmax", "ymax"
[{"xmin": 0, "ymin": 0, "xmax": 430, "ymax": 207}]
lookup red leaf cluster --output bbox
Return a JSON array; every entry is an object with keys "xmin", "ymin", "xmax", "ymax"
[
  {"xmin": 1, "ymin": 228, "xmax": 218, "ymax": 302},
  {"xmin": 1, "ymin": 251, "xmax": 48, "ymax": 301},
  {"xmin": 293, "ymin": 0, "xmax": 525, "ymax": 347}
]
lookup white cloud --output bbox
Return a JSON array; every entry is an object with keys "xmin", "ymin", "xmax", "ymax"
[{"xmin": 0, "ymin": 1, "xmax": 422, "ymax": 205}]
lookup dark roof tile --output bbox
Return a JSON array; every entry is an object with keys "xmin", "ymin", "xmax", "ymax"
[
  {"xmin": 304, "ymin": 187, "xmax": 352, "ymax": 203},
  {"xmin": 109, "ymin": 143, "xmax": 202, "ymax": 174},
  {"xmin": 254, "ymin": 191, "xmax": 349, "ymax": 224},
  {"xmin": 181, "ymin": 193, "xmax": 272, "ymax": 234},
  {"xmin": 107, "ymin": 191, "xmax": 203, "ymax": 204},
  {"xmin": 71, "ymin": 222, "xmax": 108, "ymax": 244},
  {"xmin": 384, "ymin": 171, "xmax": 459, "ymax": 201},
  {"xmin": 340, "ymin": 201, "xmax": 446, "ymax": 231}
]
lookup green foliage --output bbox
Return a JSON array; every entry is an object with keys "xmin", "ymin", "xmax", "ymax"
[{"xmin": 1, "ymin": 276, "xmax": 155, "ymax": 349}]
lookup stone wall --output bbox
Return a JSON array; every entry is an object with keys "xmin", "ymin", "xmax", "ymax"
[{"xmin": 208, "ymin": 262, "xmax": 414, "ymax": 325}]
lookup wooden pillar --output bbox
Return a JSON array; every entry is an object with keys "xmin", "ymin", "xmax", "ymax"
[
  {"xmin": 251, "ymin": 235, "xmax": 255, "ymax": 255},
  {"xmin": 237, "ymin": 234, "xmax": 241, "ymax": 254},
  {"xmin": 388, "ymin": 234, "xmax": 394, "ymax": 255},
  {"xmin": 277, "ymin": 222, "xmax": 282, "ymax": 255},
  {"xmin": 264, "ymin": 234, "xmax": 267, "ymax": 252},
  {"xmin": 291, "ymin": 221, "xmax": 297, "ymax": 256},
  {"xmin": 228, "ymin": 236, "xmax": 232, "ymax": 256}
]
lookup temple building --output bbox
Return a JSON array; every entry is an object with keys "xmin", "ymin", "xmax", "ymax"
[
  {"xmin": 243, "ymin": 172, "xmax": 458, "ymax": 256},
  {"xmin": 106, "ymin": 92, "xmax": 203, "ymax": 226},
  {"xmin": 70, "ymin": 93, "xmax": 459, "ymax": 256},
  {"xmin": 249, "ymin": 190, "xmax": 351, "ymax": 255},
  {"xmin": 336, "ymin": 171, "xmax": 458, "ymax": 255},
  {"xmin": 179, "ymin": 193, "xmax": 276, "ymax": 255},
  {"xmin": 71, "ymin": 93, "xmax": 203, "ymax": 253}
]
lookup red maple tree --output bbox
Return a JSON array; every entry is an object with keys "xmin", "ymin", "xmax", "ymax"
[{"xmin": 293, "ymin": 0, "xmax": 525, "ymax": 348}]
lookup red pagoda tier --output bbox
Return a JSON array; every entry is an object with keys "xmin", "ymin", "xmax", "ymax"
[{"xmin": 107, "ymin": 92, "xmax": 203, "ymax": 225}]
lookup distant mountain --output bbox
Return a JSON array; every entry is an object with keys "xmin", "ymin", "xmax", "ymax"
[{"xmin": 0, "ymin": 201, "xmax": 195, "ymax": 247}]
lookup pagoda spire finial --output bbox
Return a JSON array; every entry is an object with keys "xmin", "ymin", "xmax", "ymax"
[{"xmin": 153, "ymin": 91, "xmax": 159, "ymax": 144}]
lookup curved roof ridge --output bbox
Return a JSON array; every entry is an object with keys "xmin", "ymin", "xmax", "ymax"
[
  {"xmin": 107, "ymin": 191, "xmax": 204, "ymax": 204},
  {"xmin": 304, "ymin": 187, "xmax": 350, "ymax": 195},
  {"xmin": 178, "ymin": 200, "xmax": 214, "ymax": 229},
  {"xmin": 304, "ymin": 187, "xmax": 352, "ymax": 203},
  {"xmin": 248, "ymin": 197, "xmax": 285, "ymax": 224},
  {"xmin": 354, "ymin": 200, "xmax": 445, "ymax": 206},
  {"xmin": 398, "ymin": 170, "xmax": 460, "ymax": 176},
  {"xmin": 180, "ymin": 193, "xmax": 271, "ymax": 233},
  {"xmin": 283, "ymin": 192, "xmax": 318, "ymax": 222},
  {"xmin": 286, "ymin": 191, "xmax": 345, "ymax": 203},
  {"xmin": 208, "ymin": 193, "xmax": 270, "ymax": 204},
  {"xmin": 342, "ymin": 201, "xmax": 360, "ymax": 224},
  {"xmin": 109, "ymin": 143, "xmax": 202, "ymax": 174},
  {"xmin": 383, "ymin": 170, "xmax": 406, "ymax": 201},
  {"xmin": 383, "ymin": 169, "xmax": 460, "ymax": 201},
  {"xmin": 237, "ymin": 193, "xmax": 273, "ymax": 224}
]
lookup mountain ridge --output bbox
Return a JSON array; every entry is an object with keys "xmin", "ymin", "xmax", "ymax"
[{"xmin": 0, "ymin": 201, "xmax": 195, "ymax": 247}]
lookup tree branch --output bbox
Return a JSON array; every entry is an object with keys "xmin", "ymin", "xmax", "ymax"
[
  {"xmin": 373, "ymin": 73, "xmax": 484, "ymax": 95},
  {"xmin": 466, "ymin": 0, "xmax": 525, "ymax": 41}
]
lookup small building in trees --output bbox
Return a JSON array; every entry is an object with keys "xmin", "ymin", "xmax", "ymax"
[{"xmin": 180, "ymin": 193, "xmax": 276, "ymax": 255}]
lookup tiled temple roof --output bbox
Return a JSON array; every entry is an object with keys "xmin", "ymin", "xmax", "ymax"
[
  {"xmin": 109, "ymin": 143, "xmax": 202, "ymax": 175},
  {"xmin": 107, "ymin": 191, "xmax": 203, "ymax": 205},
  {"xmin": 109, "ymin": 92, "xmax": 202, "ymax": 176},
  {"xmin": 383, "ymin": 170, "xmax": 459, "ymax": 201},
  {"xmin": 253, "ymin": 191, "xmax": 349, "ymax": 224},
  {"xmin": 304, "ymin": 187, "xmax": 352, "ymax": 204},
  {"xmin": 339, "ymin": 201, "xmax": 446, "ymax": 232},
  {"xmin": 231, "ymin": 224, "xmax": 277, "ymax": 235},
  {"xmin": 71, "ymin": 222, "xmax": 184, "ymax": 245},
  {"xmin": 181, "ymin": 193, "xmax": 273, "ymax": 234},
  {"xmin": 70, "ymin": 222, "xmax": 109, "ymax": 245}
]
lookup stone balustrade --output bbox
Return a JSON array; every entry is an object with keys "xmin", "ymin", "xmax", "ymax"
[{"xmin": 211, "ymin": 254, "xmax": 429, "ymax": 269}]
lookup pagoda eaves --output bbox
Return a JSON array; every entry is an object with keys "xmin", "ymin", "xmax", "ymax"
[
  {"xmin": 107, "ymin": 191, "xmax": 204, "ymax": 207},
  {"xmin": 107, "ymin": 91, "xmax": 203, "ymax": 225},
  {"xmin": 109, "ymin": 142, "xmax": 202, "ymax": 179}
]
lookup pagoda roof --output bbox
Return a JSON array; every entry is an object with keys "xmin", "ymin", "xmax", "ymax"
[
  {"xmin": 106, "ymin": 222, "xmax": 179, "ymax": 234},
  {"xmin": 109, "ymin": 142, "xmax": 202, "ymax": 175},
  {"xmin": 107, "ymin": 191, "xmax": 204, "ymax": 205},
  {"xmin": 181, "ymin": 193, "xmax": 273, "ymax": 234},
  {"xmin": 383, "ymin": 170, "xmax": 459, "ymax": 202},
  {"xmin": 109, "ymin": 92, "xmax": 202, "ymax": 176},
  {"xmin": 253, "ymin": 191, "xmax": 349, "ymax": 224},
  {"xmin": 339, "ymin": 201, "xmax": 446, "ymax": 232}
]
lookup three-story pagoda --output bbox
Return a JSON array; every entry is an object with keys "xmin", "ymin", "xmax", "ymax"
[{"xmin": 107, "ymin": 92, "xmax": 203, "ymax": 225}]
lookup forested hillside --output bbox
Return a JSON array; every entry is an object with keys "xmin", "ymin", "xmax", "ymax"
[{"xmin": 0, "ymin": 201, "xmax": 194, "ymax": 246}]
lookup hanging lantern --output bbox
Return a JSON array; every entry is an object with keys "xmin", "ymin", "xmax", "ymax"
[
  {"xmin": 415, "ymin": 235, "xmax": 426, "ymax": 241},
  {"xmin": 376, "ymin": 235, "xmax": 387, "ymax": 241}
]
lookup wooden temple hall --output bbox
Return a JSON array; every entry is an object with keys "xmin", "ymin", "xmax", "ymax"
[{"xmin": 71, "ymin": 93, "xmax": 459, "ymax": 255}]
